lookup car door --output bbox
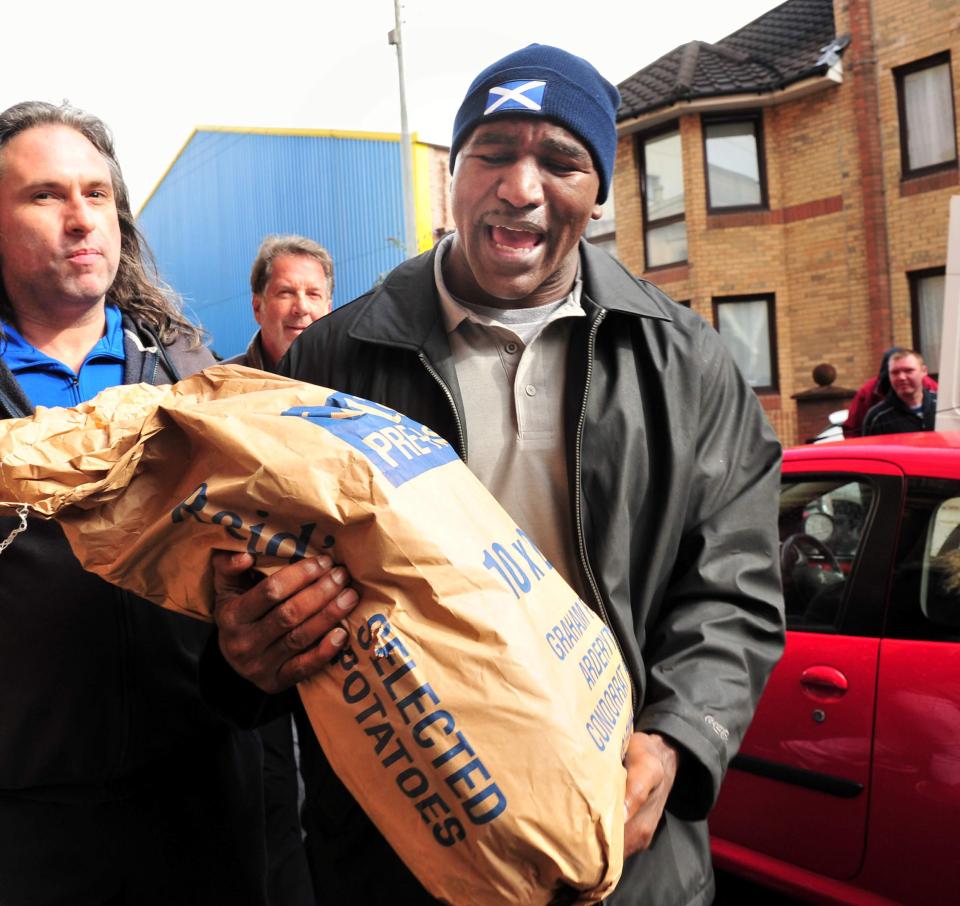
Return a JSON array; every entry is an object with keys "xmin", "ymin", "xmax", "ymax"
[
  {"xmin": 710, "ymin": 457, "xmax": 904, "ymax": 879},
  {"xmin": 856, "ymin": 475, "xmax": 960, "ymax": 904}
]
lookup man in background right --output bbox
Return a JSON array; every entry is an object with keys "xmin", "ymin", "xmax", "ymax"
[
  {"xmin": 863, "ymin": 349, "xmax": 938, "ymax": 435},
  {"xmin": 843, "ymin": 347, "xmax": 938, "ymax": 437}
]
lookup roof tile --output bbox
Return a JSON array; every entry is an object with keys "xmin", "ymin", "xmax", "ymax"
[{"xmin": 617, "ymin": 0, "xmax": 842, "ymax": 121}]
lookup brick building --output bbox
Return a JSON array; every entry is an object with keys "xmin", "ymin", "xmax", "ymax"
[{"xmin": 613, "ymin": 0, "xmax": 959, "ymax": 444}]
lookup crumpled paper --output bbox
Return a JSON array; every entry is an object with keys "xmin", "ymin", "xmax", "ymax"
[{"xmin": 0, "ymin": 364, "xmax": 633, "ymax": 905}]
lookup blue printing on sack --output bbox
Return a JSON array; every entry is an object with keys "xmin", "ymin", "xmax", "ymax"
[{"xmin": 282, "ymin": 391, "xmax": 458, "ymax": 488}]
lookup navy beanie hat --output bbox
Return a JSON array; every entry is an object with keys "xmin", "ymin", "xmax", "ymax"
[{"xmin": 450, "ymin": 44, "xmax": 621, "ymax": 203}]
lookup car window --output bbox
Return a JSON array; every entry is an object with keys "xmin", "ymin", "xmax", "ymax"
[
  {"xmin": 780, "ymin": 478, "xmax": 874, "ymax": 632},
  {"xmin": 887, "ymin": 478, "xmax": 960, "ymax": 642}
]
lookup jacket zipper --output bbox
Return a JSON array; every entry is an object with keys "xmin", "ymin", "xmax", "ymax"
[
  {"xmin": 114, "ymin": 326, "xmax": 162, "ymax": 780},
  {"xmin": 115, "ymin": 332, "xmax": 155, "ymax": 782},
  {"xmin": 574, "ymin": 310, "xmax": 640, "ymax": 714},
  {"xmin": 420, "ymin": 319, "xmax": 638, "ymax": 714},
  {"xmin": 418, "ymin": 352, "xmax": 468, "ymax": 459},
  {"xmin": 0, "ymin": 390, "xmax": 25, "ymax": 420}
]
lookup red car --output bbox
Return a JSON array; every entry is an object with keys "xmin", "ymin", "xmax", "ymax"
[{"xmin": 710, "ymin": 432, "xmax": 960, "ymax": 906}]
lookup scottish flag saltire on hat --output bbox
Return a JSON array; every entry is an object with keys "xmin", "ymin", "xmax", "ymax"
[
  {"xmin": 451, "ymin": 44, "xmax": 621, "ymax": 203},
  {"xmin": 484, "ymin": 79, "xmax": 547, "ymax": 115}
]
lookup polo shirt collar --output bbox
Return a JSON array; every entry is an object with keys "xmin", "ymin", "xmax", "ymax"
[{"xmin": 0, "ymin": 303, "xmax": 125, "ymax": 374}]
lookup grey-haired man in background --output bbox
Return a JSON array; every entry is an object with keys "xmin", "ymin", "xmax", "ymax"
[
  {"xmin": 228, "ymin": 234, "xmax": 334, "ymax": 371},
  {"xmin": 226, "ymin": 233, "xmax": 336, "ymax": 906}
]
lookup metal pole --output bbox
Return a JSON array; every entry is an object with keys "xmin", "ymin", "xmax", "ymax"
[{"xmin": 389, "ymin": 0, "xmax": 418, "ymax": 259}]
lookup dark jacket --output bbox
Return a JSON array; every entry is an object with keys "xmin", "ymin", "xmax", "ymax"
[
  {"xmin": 0, "ymin": 315, "xmax": 269, "ymax": 903},
  {"xmin": 862, "ymin": 387, "xmax": 937, "ymax": 435},
  {"xmin": 0, "ymin": 316, "xmax": 245, "ymax": 792},
  {"xmin": 224, "ymin": 330, "xmax": 269, "ymax": 371},
  {"xmin": 281, "ymin": 241, "xmax": 785, "ymax": 906}
]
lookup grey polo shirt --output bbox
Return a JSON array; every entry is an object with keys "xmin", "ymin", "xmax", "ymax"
[{"xmin": 433, "ymin": 235, "xmax": 589, "ymax": 600}]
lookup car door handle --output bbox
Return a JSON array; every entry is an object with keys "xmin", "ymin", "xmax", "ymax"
[{"xmin": 800, "ymin": 665, "xmax": 848, "ymax": 701}]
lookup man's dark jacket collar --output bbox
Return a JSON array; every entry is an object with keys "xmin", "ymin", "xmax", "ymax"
[
  {"xmin": 885, "ymin": 385, "xmax": 937, "ymax": 414},
  {"xmin": 345, "ymin": 239, "xmax": 674, "ymax": 353}
]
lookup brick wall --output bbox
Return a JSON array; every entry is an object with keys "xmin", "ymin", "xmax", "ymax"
[
  {"xmin": 614, "ymin": 86, "xmax": 857, "ymax": 444},
  {"xmin": 613, "ymin": 0, "xmax": 960, "ymax": 446},
  {"xmin": 872, "ymin": 0, "xmax": 960, "ymax": 355}
]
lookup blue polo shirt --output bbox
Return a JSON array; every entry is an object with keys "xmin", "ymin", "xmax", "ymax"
[{"xmin": 0, "ymin": 305, "xmax": 125, "ymax": 407}]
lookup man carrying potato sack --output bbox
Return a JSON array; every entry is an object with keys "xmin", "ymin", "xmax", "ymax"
[
  {"xmin": 0, "ymin": 101, "xmax": 359, "ymax": 905},
  {"xmin": 262, "ymin": 44, "xmax": 787, "ymax": 905}
]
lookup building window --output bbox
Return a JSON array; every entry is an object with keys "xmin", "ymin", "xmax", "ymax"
[
  {"xmin": 639, "ymin": 125, "xmax": 686, "ymax": 268},
  {"xmin": 895, "ymin": 52, "xmax": 958, "ymax": 177},
  {"xmin": 713, "ymin": 294, "xmax": 778, "ymax": 391},
  {"xmin": 910, "ymin": 267, "xmax": 946, "ymax": 376},
  {"xmin": 702, "ymin": 113, "xmax": 767, "ymax": 211},
  {"xmin": 584, "ymin": 195, "xmax": 617, "ymax": 258}
]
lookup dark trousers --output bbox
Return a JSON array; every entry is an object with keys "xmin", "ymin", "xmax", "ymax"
[
  {"xmin": 293, "ymin": 708, "xmax": 435, "ymax": 906},
  {"xmin": 258, "ymin": 712, "xmax": 315, "ymax": 906},
  {"xmin": 0, "ymin": 731, "xmax": 267, "ymax": 906}
]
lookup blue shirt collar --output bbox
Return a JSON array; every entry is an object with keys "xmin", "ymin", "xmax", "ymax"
[{"xmin": 1, "ymin": 304, "xmax": 125, "ymax": 374}]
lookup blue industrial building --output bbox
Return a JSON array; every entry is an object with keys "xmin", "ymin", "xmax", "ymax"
[{"xmin": 137, "ymin": 127, "xmax": 448, "ymax": 358}]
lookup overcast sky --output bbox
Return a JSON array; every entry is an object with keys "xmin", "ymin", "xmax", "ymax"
[{"xmin": 1, "ymin": 0, "xmax": 778, "ymax": 210}]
